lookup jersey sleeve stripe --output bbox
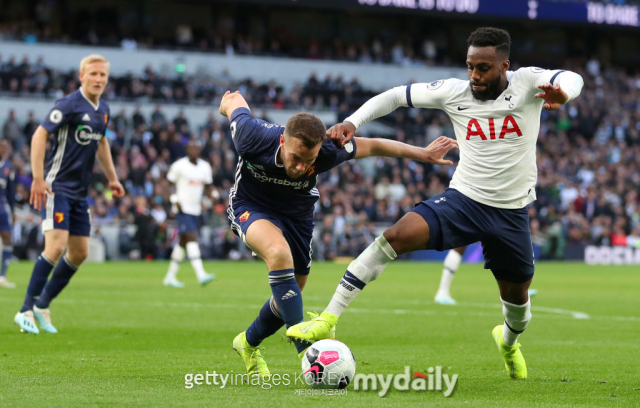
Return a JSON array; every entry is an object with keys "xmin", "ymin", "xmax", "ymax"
[
  {"xmin": 549, "ymin": 70, "xmax": 565, "ymax": 85},
  {"xmin": 405, "ymin": 84, "xmax": 414, "ymax": 108}
]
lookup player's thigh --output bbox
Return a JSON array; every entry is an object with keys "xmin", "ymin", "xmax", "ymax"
[
  {"xmin": 68, "ymin": 198, "xmax": 91, "ymax": 238},
  {"xmin": 482, "ymin": 207, "xmax": 534, "ymax": 289},
  {"xmin": 245, "ymin": 219, "xmax": 293, "ymax": 270},
  {"xmin": 43, "ymin": 229, "xmax": 70, "ymax": 262},
  {"xmin": 281, "ymin": 217, "xmax": 314, "ymax": 275},
  {"xmin": 454, "ymin": 246, "xmax": 467, "ymax": 255},
  {"xmin": 404, "ymin": 189, "xmax": 484, "ymax": 255},
  {"xmin": 181, "ymin": 231, "xmax": 198, "ymax": 245},
  {"xmin": 0, "ymin": 231, "xmax": 10, "ymax": 245},
  {"xmin": 0, "ymin": 210, "xmax": 11, "ymax": 244},
  {"xmin": 66, "ymin": 235, "xmax": 89, "ymax": 264},
  {"xmin": 382, "ymin": 212, "xmax": 431, "ymax": 256}
]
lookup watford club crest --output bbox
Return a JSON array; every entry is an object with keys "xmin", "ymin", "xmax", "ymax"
[
  {"xmin": 104, "ymin": 114, "xmax": 109, "ymax": 124},
  {"xmin": 54, "ymin": 212, "xmax": 64, "ymax": 223},
  {"xmin": 239, "ymin": 211, "xmax": 250, "ymax": 222},
  {"xmin": 305, "ymin": 166, "xmax": 316, "ymax": 177}
]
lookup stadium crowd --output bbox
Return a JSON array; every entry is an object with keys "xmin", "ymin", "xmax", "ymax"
[{"xmin": 2, "ymin": 56, "xmax": 640, "ymax": 261}]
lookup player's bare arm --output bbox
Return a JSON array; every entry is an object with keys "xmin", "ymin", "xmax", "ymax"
[
  {"xmin": 29, "ymin": 125, "xmax": 53, "ymax": 211},
  {"xmin": 354, "ymin": 136, "xmax": 458, "ymax": 165},
  {"xmin": 96, "ymin": 137, "xmax": 125, "ymax": 198},
  {"xmin": 219, "ymin": 90, "xmax": 250, "ymax": 120}
]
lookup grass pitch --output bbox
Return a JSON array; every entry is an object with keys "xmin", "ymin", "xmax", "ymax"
[{"xmin": 0, "ymin": 260, "xmax": 639, "ymax": 407}]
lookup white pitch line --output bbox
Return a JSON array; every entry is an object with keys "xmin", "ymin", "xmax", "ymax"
[{"xmin": 4, "ymin": 297, "xmax": 637, "ymax": 322}]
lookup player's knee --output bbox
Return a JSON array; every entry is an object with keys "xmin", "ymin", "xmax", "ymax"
[
  {"xmin": 382, "ymin": 227, "xmax": 405, "ymax": 254},
  {"xmin": 44, "ymin": 244, "xmax": 66, "ymax": 263},
  {"xmin": 499, "ymin": 283, "xmax": 530, "ymax": 305},
  {"xmin": 263, "ymin": 244, "xmax": 293, "ymax": 270},
  {"xmin": 67, "ymin": 247, "xmax": 89, "ymax": 265}
]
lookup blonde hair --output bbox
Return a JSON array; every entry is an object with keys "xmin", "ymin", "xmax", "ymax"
[{"xmin": 79, "ymin": 54, "xmax": 110, "ymax": 73}]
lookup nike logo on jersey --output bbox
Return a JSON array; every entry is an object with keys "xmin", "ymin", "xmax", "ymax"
[
  {"xmin": 82, "ymin": 113, "xmax": 91, "ymax": 121},
  {"xmin": 457, "ymin": 106, "xmax": 469, "ymax": 111}
]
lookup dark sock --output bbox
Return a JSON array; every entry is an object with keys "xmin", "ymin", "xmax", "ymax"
[
  {"xmin": 1, "ymin": 247, "xmax": 12, "ymax": 277},
  {"xmin": 268, "ymin": 268, "xmax": 306, "ymax": 354},
  {"xmin": 20, "ymin": 254, "xmax": 55, "ymax": 313},
  {"xmin": 35, "ymin": 257, "xmax": 78, "ymax": 309},
  {"xmin": 245, "ymin": 297, "xmax": 285, "ymax": 347}
]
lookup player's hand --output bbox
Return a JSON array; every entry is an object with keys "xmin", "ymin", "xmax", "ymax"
[
  {"xmin": 176, "ymin": 202, "xmax": 183, "ymax": 213},
  {"xmin": 29, "ymin": 178, "xmax": 53, "ymax": 212},
  {"xmin": 423, "ymin": 136, "xmax": 458, "ymax": 165},
  {"xmin": 534, "ymin": 83, "xmax": 568, "ymax": 110},
  {"xmin": 327, "ymin": 121, "xmax": 356, "ymax": 147},
  {"xmin": 110, "ymin": 180, "xmax": 125, "ymax": 198},
  {"xmin": 219, "ymin": 90, "xmax": 241, "ymax": 117}
]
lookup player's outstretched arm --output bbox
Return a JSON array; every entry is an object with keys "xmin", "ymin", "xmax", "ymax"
[
  {"xmin": 534, "ymin": 71, "xmax": 583, "ymax": 111},
  {"xmin": 96, "ymin": 137, "xmax": 125, "ymax": 198},
  {"xmin": 328, "ymin": 86, "xmax": 407, "ymax": 146},
  {"xmin": 354, "ymin": 136, "xmax": 458, "ymax": 165},
  {"xmin": 219, "ymin": 90, "xmax": 250, "ymax": 120},
  {"xmin": 29, "ymin": 125, "xmax": 53, "ymax": 211}
]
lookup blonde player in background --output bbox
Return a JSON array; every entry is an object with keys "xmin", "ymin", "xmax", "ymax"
[
  {"xmin": 287, "ymin": 27, "xmax": 583, "ymax": 380},
  {"xmin": 15, "ymin": 54, "xmax": 125, "ymax": 334},
  {"xmin": 163, "ymin": 140, "xmax": 215, "ymax": 287}
]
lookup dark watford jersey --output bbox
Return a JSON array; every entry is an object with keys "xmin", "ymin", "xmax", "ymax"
[
  {"xmin": 41, "ymin": 89, "xmax": 110, "ymax": 198},
  {"xmin": 0, "ymin": 159, "xmax": 14, "ymax": 212},
  {"xmin": 228, "ymin": 108, "xmax": 357, "ymax": 219}
]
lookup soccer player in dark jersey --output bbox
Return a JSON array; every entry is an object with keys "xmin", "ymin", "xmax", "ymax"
[
  {"xmin": 0, "ymin": 140, "xmax": 16, "ymax": 289},
  {"xmin": 219, "ymin": 91, "xmax": 458, "ymax": 377},
  {"xmin": 14, "ymin": 54, "xmax": 125, "ymax": 334}
]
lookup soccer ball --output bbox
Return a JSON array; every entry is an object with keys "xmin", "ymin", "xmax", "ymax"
[{"xmin": 301, "ymin": 339, "xmax": 356, "ymax": 389}]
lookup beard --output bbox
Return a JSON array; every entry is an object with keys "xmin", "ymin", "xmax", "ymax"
[
  {"xmin": 470, "ymin": 75, "xmax": 503, "ymax": 101},
  {"xmin": 284, "ymin": 167, "xmax": 304, "ymax": 179}
]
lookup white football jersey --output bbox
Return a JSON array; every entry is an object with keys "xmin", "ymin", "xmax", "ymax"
[
  {"xmin": 405, "ymin": 67, "xmax": 570, "ymax": 209},
  {"xmin": 166, "ymin": 157, "xmax": 213, "ymax": 216}
]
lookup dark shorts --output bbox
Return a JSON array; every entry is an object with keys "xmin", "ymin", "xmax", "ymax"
[
  {"xmin": 41, "ymin": 193, "xmax": 91, "ymax": 237},
  {"xmin": 0, "ymin": 203, "xmax": 11, "ymax": 232},
  {"xmin": 176, "ymin": 213, "xmax": 201, "ymax": 235},
  {"xmin": 228, "ymin": 198, "xmax": 314, "ymax": 276},
  {"xmin": 411, "ymin": 188, "xmax": 534, "ymax": 283}
]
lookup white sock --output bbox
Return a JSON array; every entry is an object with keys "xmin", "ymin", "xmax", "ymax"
[
  {"xmin": 164, "ymin": 245, "xmax": 185, "ymax": 281},
  {"xmin": 325, "ymin": 235, "xmax": 397, "ymax": 317},
  {"xmin": 436, "ymin": 250, "xmax": 462, "ymax": 297},
  {"xmin": 502, "ymin": 297, "xmax": 532, "ymax": 346},
  {"xmin": 186, "ymin": 242, "xmax": 207, "ymax": 280}
]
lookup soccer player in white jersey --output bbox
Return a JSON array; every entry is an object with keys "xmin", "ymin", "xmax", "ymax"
[
  {"xmin": 163, "ymin": 140, "xmax": 215, "ymax": 287},
  {"xmin": 287, "ymin": 27, "xmax": 584, "ymax": 380}
]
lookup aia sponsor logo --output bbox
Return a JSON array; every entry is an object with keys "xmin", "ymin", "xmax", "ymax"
[{"xmin": 466, "ymin": 116, "xmax": 522, "ymax": 140}]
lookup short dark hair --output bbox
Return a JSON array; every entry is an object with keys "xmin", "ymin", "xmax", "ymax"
[
  {"xmin": 467, "ymin": 27, "xmax": 511, "ymax": 59},
  {"xmin": 285, "ymin": 112, "xmax": 326, "ymax": 148}
]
